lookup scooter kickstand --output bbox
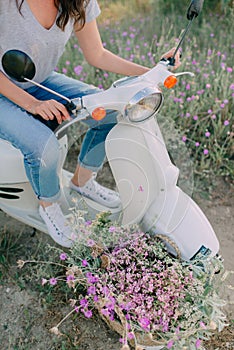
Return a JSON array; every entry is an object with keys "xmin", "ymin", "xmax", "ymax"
[{"xmin": 30, "ymin": 228, "xmax": 37, "ymax": 237}]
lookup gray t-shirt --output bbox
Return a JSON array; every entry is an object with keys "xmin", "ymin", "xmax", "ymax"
[{"xmin": 0, "ymin": 0, "xmax": 101, "ymax": 89}]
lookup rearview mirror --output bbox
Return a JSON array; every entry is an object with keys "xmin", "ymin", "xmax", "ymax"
[
  {"xmin": 2, "ymin": 49, "xmax": 36, "ymax": 82},
  {"xmin": 187, "ymin": 0, "xmax": 204, "ymax": 20}
]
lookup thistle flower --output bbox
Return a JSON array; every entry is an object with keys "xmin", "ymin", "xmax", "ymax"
[{"xmin": 50, "ymin": 327, "xmax": 62, "ymax": 336}]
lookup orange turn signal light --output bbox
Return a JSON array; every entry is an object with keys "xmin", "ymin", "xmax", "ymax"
[
  {"xmin": 92, "ymin": 107, "xmax": 106, "ymax": 120},
  {"xmin": 164, "ymin": 75, "xmax": 178, "ymax": 89}
]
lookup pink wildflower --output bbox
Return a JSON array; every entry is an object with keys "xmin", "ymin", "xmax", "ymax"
[
  {"xmin": 59, "ymin": 253, "xmax": 67, "ymax": 261},
  {"xmin": 84, "ymin": 309, "xmax": 93, "ymax": 318},
  {"xmin": 82, "ymin": 259, "xmax": 88, "ymax": 267},
  {"xmin": 49, "ymin": 277, "xmax": 57, "ymax": 286},
  {"xmin": 139, "ymin": 317, "xmax": 150, "ymax": 330},
  {"xmin": 195, "ymin": 339, "xmax": 202, "ymax": 348},
  {"xmin": 41, "ymin": 278, "xmax": 48, "ymax": 286},
  {"xmin": 167, "ymin": 340, "xmax": 174, "ymax": 349},
  {"xmin": 74, "ymin": 65, "xmax": 83, "ymax": 75}
]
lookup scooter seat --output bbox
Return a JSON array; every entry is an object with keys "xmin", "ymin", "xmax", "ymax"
[{"xmin": 0, "ymin": 140, "xmax": 27, "ymax": 183}]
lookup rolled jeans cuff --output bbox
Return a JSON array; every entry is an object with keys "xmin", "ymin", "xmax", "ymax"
[
  {"xmin": 77, "ymin": 158, "xmax": 104, "ymax": 173},
  {"xmin": 38, "ymin": 190, "xmax": 61, "ymax": 202}
]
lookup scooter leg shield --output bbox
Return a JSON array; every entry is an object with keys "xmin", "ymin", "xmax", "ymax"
[
  {"xmin": 141, "ymin": 188, "xmax": 220, "ymax": 260},
  {"xmin": 105, "ymin": 121, "xmax": 167, "ymax": 225},
  {"xmin": 105, "ymin": 119, "xmax": 219, "ymax": 261}
]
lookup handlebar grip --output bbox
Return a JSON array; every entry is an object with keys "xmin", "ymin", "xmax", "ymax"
[
  {"xmin": 64, "ymin": 101, "xmax": 77, "ymax": 114},
  {"xmin": 160, "ymin": 57, "xmax": 175, "ymax": 66}
]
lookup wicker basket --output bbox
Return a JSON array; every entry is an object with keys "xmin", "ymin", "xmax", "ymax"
[{"xmin": 96, "ymin": 300, "xmax": 165, "ymax": 349}]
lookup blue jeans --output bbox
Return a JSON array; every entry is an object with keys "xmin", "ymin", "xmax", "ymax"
[{"xmin": 0, "ymin": 72, "xmax": 118, "ymax": 201}]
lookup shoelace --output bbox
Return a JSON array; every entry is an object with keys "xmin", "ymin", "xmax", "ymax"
[
  {"xmin": 88, "ymin": 174, "xmax": 118, "ymax": 201},
  {"xmin": 46, "ymin": 204, "xmax": 71, "ymax": 238}
]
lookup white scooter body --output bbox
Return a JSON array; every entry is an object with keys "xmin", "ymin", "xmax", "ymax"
[{"xmin": 0, "ymin": 60, "xmax": 219, "ymax": 260}]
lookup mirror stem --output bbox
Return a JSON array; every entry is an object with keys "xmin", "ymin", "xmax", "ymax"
[
  {"xmin": 23, "ymin": 77, "xmax": 72, "ymax": 103},
  {"xmin": 171, "ymin": 16, "xmax": 195, "ymax": 62}
]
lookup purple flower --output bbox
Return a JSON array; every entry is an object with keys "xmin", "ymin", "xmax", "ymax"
[
  {"xmin": 93, "ymin": 295, "xmax": 99, "ymax": 302},
  {"xmin": 203, "ymin": 149, "xmax": 209, "ymax": 155},
  {"xmin": 101, "ymin": 308, "xmax": 110, "ymax": 317},
  {"xmin": 224, "ymin": 120, "xmax": 229, "ymax": 126},
  {"xmin": 167, "ymin": 340, "xmax": 174, "ymax": 348},
  {"xmin": 84, "ymin": 309, "xmax": 93, "ymax": 318},
  {"xmin": 74, "ymin": 65, "xmax": 83, "ymax": 76},
  {"xmin": 87, "ymin": 285, "xmax": 96, "ymax": 295},
  {"xmin": 205, "ymin": 131, "xmax": 211, "ymax": 138},
  {"xmin": 85, "ymin": 220, "xmax": 92, "ymax": 226},
  {"xmin": 59, "ymin": 253, "xmax": 67, "ymax": 261},
  {"xmin": 80, "ymin": 298, "xmax": 88, "ymax": 307},
  {"xmin": 195, "ymin": 339, "xmax": 202, "ymax": 348},
  {"xmin": 67, "ymin": 275, "xmax": 75, "ymax": 282},
  {"xmin": 87, "ymin": 239, "xmax": 95, "ymax": 247},
  {"xmin": 193, "ymin": 115, "xmax": 198, "ymax": 121},
  {"xmin": 182, "ymin": 136, "xmax": 187, "ymax": 142},
  {"xmin": 200, "ymin": 321, "xmax": 206, "ymax": 329},
  {"xmin": 195, "ymin": 142, "xmax": 200, "ymax": 147},
  {"xmin": 227, "ymin": 67, "xmax": 233, "ymax": 73},
  {"xmin": 82, "ymin": 259, "xmax": 88, "ymax": 267},
  {"xmin": 139, "ymin": 317, "xmax": 150, "ymax": 330},
  {"xmin": 49, "ymin": 277, "xmax": 57, "ymax": 286},
  {"xmin": 128, "ymin": 332, "xmax": 134, "ymax": 340},
  {"xmin": 109, "ymin": 226, "xmax": 116, "ymax": 233}
]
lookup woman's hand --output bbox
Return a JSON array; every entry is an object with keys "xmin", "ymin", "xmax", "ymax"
[
  {"xmin": 30, "ymin": 99, "xmax": 71, "ymax": 124},
  {"xmin": 161, "ymin": 47, "xmax": 181, "ymax": 70}
]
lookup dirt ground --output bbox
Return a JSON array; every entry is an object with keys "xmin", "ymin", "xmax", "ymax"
[{"xmin": 0, "ymin": 175, "xmax": 233, "ymax": 350}]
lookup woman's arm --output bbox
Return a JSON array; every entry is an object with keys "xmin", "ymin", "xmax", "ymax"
[
  {"xmin": 74, "ymin": 20, "xmax": 181, "ymax": 75},
  {"xmin": 0, "ymin": 71, "xmax": 70, "ymax": 123},
  {"xmin": 74, "ymin": 20, "xmax": 150, "ymax": 76},
  {"xmin": 0, "ymin": 71, "xmax": 39, "ymax": 112}
]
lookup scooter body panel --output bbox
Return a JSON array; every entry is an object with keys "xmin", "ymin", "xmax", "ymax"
[{"xmin": 0, "ymin": 140, "xmax": 28, "ymax": 183}]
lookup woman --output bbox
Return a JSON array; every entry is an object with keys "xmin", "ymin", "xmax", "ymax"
[{"xmin": 0, "ymin": 0, "xmax": 180, "ymax": 248}]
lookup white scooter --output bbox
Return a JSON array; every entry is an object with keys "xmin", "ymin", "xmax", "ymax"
[{"xmin": 0, "ymin": 2, "xmax": 219, "ymax": 261}]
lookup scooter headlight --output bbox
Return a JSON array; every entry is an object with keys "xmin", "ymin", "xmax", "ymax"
[{"xmin": 125, "ymin": 87, "xmax": 163, "ymax": 123}]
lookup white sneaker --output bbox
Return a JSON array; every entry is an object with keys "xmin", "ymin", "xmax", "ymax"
[
  {"xmin": 39, "ymin": 203, "xmax": 74, "ymax": 248},
  {"xmin": 69, "ymin": 173, "xmax": 121, "ymax": 208}
]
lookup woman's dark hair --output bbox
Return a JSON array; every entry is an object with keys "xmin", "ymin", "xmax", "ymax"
[{"xmin": 15, "ymin": 0, "xmax": 89, "ymax": 31}]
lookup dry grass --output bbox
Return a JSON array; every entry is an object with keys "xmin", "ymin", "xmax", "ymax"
[{"xmin": 97, "ymin": 0, "xmax": 152, "ymax": 24}]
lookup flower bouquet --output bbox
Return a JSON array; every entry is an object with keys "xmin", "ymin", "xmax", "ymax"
[{"xmin": 21, "ymin": 211, "xmax": 228, "ymax": 350}]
